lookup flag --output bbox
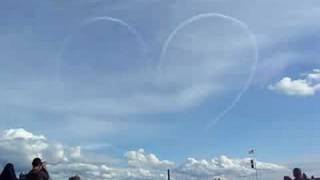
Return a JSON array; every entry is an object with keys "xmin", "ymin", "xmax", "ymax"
[{"xmin": 248, "ymin": 149, "xmax": 255, "ymax": 154}]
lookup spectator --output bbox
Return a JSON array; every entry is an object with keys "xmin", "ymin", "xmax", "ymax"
[
  {"xmin": 293, "ymin": 168, "xmax": 305, "ymax": 180},
  {"xmin": 0, "ymin": 163, "xmax": 18, "ymax": 180},
  {"xmin": 284, "ymin": 176, "xmax": 292, "ymax": 180},
  {"xmin": 26, "ymin": 158, "xmax": 49, "ymax": 180},
  {"xmin": 303, "ymin": 173, "xmax": 308, "ymax": 179},
  {"xmin": 69, "ymin": 175, "xmax": 81, "ymax": 180}
]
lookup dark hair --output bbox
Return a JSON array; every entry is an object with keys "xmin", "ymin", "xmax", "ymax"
[
  {"xmin": 293, "ymin": 168, "xmax": 302, "ymax": 178},
  {"xmin": 0, "ymin": 163, "xmax": 17, "ymax": 180},
  {"xmin": 32, "ymin": 158, "xmax": 42, "ymax": 167},
  {"xmin": 284, "ymin": 176, "xmax": 292, "ymax": 180},
  {"xmin": 69, "ymin": 175, "xmax": 81, "ymax": 180}
]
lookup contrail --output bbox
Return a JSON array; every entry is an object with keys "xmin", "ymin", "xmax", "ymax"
[
  {"xmin": 55, "ymin": 16, "xmax": 147, "ymax": 86},
  {"xmin": 84, "ymin": 17, "xmax": 147, "ymax": 51},
  {"xmin": 158, "ymin": 13, "xmax": 259, "ymax": 129}
]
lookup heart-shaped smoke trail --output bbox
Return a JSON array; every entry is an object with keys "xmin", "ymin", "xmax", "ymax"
[
  {"xmin": 54, "ymin": 14, "xmax": 258, "ymax": 128},
  {"xmin": 158, "ymin": 13, "xmax": 259, "ymax": 129},
  {"xmin": 55, "ymin": 16, "xmax": 148, "ymax": 91}
]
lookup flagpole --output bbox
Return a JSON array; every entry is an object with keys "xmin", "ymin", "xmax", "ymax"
[
  {"xmin": 253, "ymin": 150, "xmax": 258, "ymax": 180},
  {"xmin": 249, "ymin": 149, "xmax": 258, "ymax": 180},
  {"xmin": 255, "ymin": 156, "xmax": 258, "ymax": 180}
]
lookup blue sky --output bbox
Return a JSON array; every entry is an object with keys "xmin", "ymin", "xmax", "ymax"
[{"xmin": 1, "ymin": 0, "xmax": 320, "ymax": 179}]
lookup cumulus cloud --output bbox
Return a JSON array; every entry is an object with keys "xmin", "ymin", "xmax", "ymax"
[
  {"xmin": 269, "ymin": 69, "xmax": 320, "ymax": 96},
  {"xmin": 125, "ymin": 149, "xmax": 174, "ymax": 169},
  {"xmin": 307, "ymin": 69, "xmax": 320, "ymax": 81},
  {"xmin": 0, "ymin": 129, "xmax": 167, "ymax": 179},
  {"xmin": 0, "ymin": 129, "xmax": 287, "ymax": 180},
  {"xmin": 175, "ymin": 156, "xmax": 286, "ymax": 179},
  {"xmin": 0, "ymin": 128, "xmax": 80, "ymax": 170},
  {"xmin": 269, "ymin": 78, "xmax": 315, "ymax": 96}
]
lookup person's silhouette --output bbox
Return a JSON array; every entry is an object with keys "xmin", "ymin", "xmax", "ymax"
[
  {"xmin": 303, "ymin": 173, "xmax": 308, "ymax": 179},
  {"xmin": 69, "ymin": 175, "xmax": 81, "ymax": 180},
  {"xmin": 26, "ymin": 158, "xmax": 49, "ymax": 180},
  {"xmin": 293, "ymin": 168, "xmax": 305, "ymax": 180},
  {"xmin": 284, "ymin": 176, "xmax": 292, "ymax": 180},
  {"xmin": 0, "ymin": 163, "xmax": 17, "ymax": 180}
]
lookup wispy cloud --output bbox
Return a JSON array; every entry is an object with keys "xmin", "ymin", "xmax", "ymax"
[
  {"xmin": 2, "ymin": 0, "xmax": 320, "ymax": 122},
  {"xmin": 0, "ymin": 10, "xmax": 257, "ymax": 119}
]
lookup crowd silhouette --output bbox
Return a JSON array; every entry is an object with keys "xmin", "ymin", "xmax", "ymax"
[
  {"xmin": 0, "ymin": 158, "xmax": 80, "ymax": 180},
  {"xmin": 284, "ymin": 168, "xmax": 320, "ymax": 180},
  {"xmin": 1, "ymin": 159, "xmax": 320, "ymax": 180}
]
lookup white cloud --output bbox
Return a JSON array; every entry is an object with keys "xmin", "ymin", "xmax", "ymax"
[
  {"xmin": 125, "ymin": 148, "xmax": 174, "ymax": 169},
  {"xmin": 269, "ymin": 77, "xmax": 315, "ymax": 96},
  {"xmin": 269, "ymin": 69, "xmax": 320, "ymax": 96},
  {"xmin": 175, "ymin": 155, "xmax": 286, "ymax": 179},
  {"xmin": 1, "ymin": 128, "xmax": 46, "ymax": 141},
  {"xmin": 307, "ymin": 69, "xmax": 320, "ymax": 82},
  {"xmin": 0, "ymin": 129, "xmax": 287, "ymax": 180},
  {"xmin": 0, "ymin": 128, "xmax": 82, "ymax": 170}
]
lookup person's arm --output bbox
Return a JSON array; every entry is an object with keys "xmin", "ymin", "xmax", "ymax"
[{"xmin": 39, "ymin": 167, "xmax": 49, "ymax": 180}]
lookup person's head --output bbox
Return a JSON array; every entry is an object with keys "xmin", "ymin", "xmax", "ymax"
[
  {"xmin": 293, "ymin": 168, "xmax": 302, "ymax": 178},
  {"xmin": 0, "ymin": 163, "xmax": 16, "ymax": 178},
  {"xmin": 284, "ymin": 176, "xmax": 292, "ymax": 180},
  {"xmin": 3, "ymin": 163, "xmax": 14, "ymax": 171},
  {"xmin": 69, "ymin": 175, "xmax": 81, "ymax": 180},
  {"xmin": 32, "ymin": 158, "xmax": 43, "ymax": 168}
]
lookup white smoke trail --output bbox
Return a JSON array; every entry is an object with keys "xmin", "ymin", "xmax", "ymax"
[
  {"xmin": 55, "ymin": 16, "xmax": 147, "ymax": 86},
  {"xmin": 158, "ymin": 13, "xmax": 259, "ymax": 129}
]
